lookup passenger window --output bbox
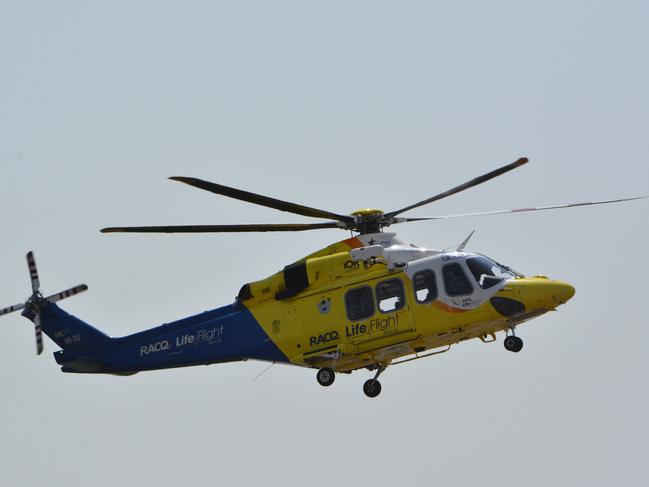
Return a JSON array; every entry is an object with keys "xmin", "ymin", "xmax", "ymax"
[
  {"xmin": 376, "ymin": 279, "xmax": 405, "ymax": 313},
  {"xmin": 443, "ymin": 263, "xmax": 473, "ymax": 296},
  {"xmin": 345, "ymin": 286, "xmax": 375, "ymax": 321},
  {"xmin": 413, "ymin": 270, "xmax": 437, "ymax": 303}
]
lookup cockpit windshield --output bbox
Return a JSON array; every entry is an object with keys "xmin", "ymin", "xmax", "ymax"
[{"xmin": 466, "ymin": 256, "xmax": 517, "ymax": 289}]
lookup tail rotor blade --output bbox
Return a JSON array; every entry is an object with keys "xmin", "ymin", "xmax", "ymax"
[
  {"xmin": 0, "ymin": 303, "xmax": 25, "ymax": 317},
  {"xmin": 34, "ymin": 314, "xmax": 43, "ymax": 355},
  {"xmin": 46, "ymin": 284, "xmax": 88, "ymax": 303},
  {"xmin": 26, "ymin": 251, "xmax": 40, "ymax": 293}
]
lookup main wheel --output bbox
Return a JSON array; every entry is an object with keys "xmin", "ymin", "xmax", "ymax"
[
  {"xmin": 363, "ymin": 379, "xmax": 382, "ymax": 398},
  {"xmin": 316, "ymin": 367, "xmax": 335, "ymax": 387},
  {"xmin": 504, "ymin": 335, "xmax": 524, "ymax": 353}
]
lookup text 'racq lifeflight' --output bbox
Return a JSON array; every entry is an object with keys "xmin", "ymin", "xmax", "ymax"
[{"xmin": 2, "ymin": 158, "xmax": 646, "ymax": 397}]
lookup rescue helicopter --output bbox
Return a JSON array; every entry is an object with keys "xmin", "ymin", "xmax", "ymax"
[{"xmin": 1, "ymin": 158, "xmax": 645, "ymax": 397}]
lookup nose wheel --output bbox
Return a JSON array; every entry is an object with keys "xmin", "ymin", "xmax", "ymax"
[
  {"xmin": 316, "ymin": 367, "xmax": 335, "ymax": 387},
  {"xmin": 504, "ymin": 335, "xmax": 524, "ymax": 352}
]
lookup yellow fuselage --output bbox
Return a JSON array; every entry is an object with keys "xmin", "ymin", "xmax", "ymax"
[{"xmin": 240, "ymin": 236, "xmax": 575, "ymax": 372}]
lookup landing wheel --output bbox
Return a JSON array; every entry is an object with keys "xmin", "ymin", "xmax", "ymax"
[
  {"xmin": 363, "ymin": 379, "xmax": 382, "ymax": 398},
  {"xmin": 316, "ymin": 367, "xmax": 335, "ymax": 387},
  {"xmin": 504, "ymin": 335, "xmax": 524, "ymax": 353}
]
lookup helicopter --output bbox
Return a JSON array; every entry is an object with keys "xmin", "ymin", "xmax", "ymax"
[{"xmin": 1, "ymin": 157, "xmax": 645, "ymax": 397}]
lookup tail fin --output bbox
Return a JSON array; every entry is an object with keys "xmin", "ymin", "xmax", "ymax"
[{"xmin": 35, "ymin": 302, "xmax": 111, "ymax": 357}]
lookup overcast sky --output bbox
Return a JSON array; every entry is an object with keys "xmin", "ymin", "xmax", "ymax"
[{"xmin": 1, "ymin": 1, "xmax": 648, "ymax": 486}]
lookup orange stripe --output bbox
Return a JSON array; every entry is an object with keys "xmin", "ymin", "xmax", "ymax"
[
  {"xmin": 431, "ymin": 301, "xmax": 468, "ymax": 314},
  {"xmin": 342, "ymin": 237, "xmax": 364, "ymax": 249}
]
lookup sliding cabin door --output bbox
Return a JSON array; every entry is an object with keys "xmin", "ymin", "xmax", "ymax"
[{"xmin": 343, "ymin": 276, "xmax": 417, "ymax": 354}]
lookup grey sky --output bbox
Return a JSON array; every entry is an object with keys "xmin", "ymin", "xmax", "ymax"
[{"xmin": 1, "ymin": 1, "xmax": 648, "ymax": 486}]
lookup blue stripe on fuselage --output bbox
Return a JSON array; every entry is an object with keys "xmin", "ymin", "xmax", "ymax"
[{"xmin": 46, "ymin": 302, "xmax": 287, "ymax": 374}]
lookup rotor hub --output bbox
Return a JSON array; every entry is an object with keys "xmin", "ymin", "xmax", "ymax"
[
  {"xmin": 350, "ymin": 208, "xmax": 385, "ymax": 219},
  {"xmin": 350, "ymin": 209, "xmax": 386, "ymax": 234}
]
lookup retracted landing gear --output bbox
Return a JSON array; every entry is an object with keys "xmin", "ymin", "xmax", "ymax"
[
  {"xmin": 316, "ymin": 367, "xmax": 335, "ymax": 387},
  {"xmin": 363, "ymin": 365, "xmax": 386, "ymax": 398}
]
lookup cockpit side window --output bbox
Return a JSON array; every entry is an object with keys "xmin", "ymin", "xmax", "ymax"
[
  {"xmin": 467, "ymin": 257, "xmax": 514, "ymax": 289},
  {"xmin": 413, "ymin": 270, "xmax": 437, "ymax": 303},
  {"xmin": 345, "ymin": 286, "xmax": 375, "ymax": 321},
  {"xmin": 442, "ymin": 263, "xmax": 473, "ymax": 296},
  {"xmin": 376, "ymin": 279, "xmax": 405, "ymax": 313}
]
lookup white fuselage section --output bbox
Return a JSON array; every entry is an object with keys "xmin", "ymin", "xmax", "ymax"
[{"xmin": 350, "ymin": 232, "xmax": 513, "ymax": 311}]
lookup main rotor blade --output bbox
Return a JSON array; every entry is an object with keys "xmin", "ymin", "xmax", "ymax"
[
  {"xmin": 26, "ymin": 251, "xmax": 40, "ymax": 293},
  {"xmin": 169, "ymin": 177, "xmax": 355, "ymax": 225},
  {"xmin": 400, "ymin": 196, "xmax": 648, "ymax": 222},
  {"xmin": 101, "ymin": 223, "xmax": 341, "ymax": 233},
  {"xmin": 0, "ymin": 303, "xmax": 25, "ymax": 316},
  {"xmin": 46, "ymin": 284, "xmax": 89, "ymax": 303},
  {"xmin": 385, "ymin": 157, "xmax": 528, "ymax": 219}
]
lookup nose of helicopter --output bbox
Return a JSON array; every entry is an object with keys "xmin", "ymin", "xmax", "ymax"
[
  {"xmin": 550, "ymin": 280, "xmax": 576, "ymax": 304},
  {"xmin": 519, "ymin": 278, "xmax": 575, "ymax": 309},
  {"xmin": 493, "ymin": 277, "xmax": 575, "ymax": 316}
]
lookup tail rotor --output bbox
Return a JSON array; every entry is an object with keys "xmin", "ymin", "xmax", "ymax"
[{"xmin": 0, "ymin": 251, "xmax": 88, "ymax": 355}]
